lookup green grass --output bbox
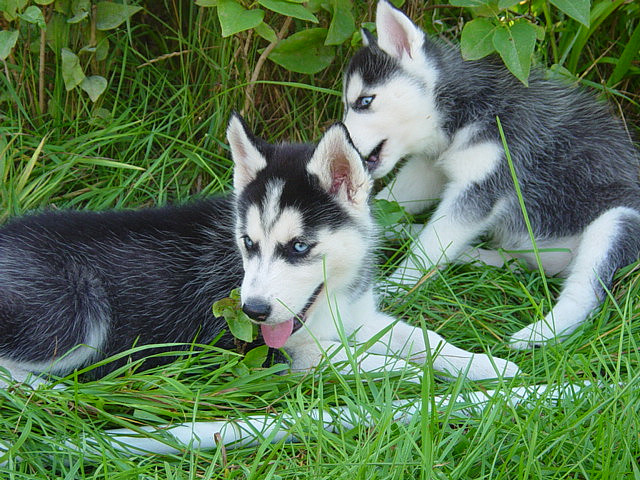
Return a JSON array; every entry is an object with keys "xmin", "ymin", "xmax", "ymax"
[{"xmin": 1, "ymin": 1, "xmax": 639, "ymax": 478}]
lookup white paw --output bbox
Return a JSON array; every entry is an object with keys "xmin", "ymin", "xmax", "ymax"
[
  {"xmin": 465, "ymin": 354, "xmax": 521, "ymax": 381},
  {"xmin": 509, "ymin": 321, "xmax": 560, "ymax": 350},
  {"xmin": 379, "ymin": 258, "xmax": 433, "ymax": 296}
]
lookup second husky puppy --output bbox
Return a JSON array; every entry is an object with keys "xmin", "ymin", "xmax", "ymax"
[
  {"xmin": 342, "ymin": 1, "xmax": 640, "ymax": 348},
  {"xmin": 0, "ymin": 116, "xmax": 518, "ymax": 387}
]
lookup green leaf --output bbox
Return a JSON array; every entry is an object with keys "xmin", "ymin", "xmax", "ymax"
[
  {"xmin": 0, "ymin": 30, "xmax": 19, "ymax": 61},
  {"xmin": 95, "ymin": 2, "xmax": 142, "ymax": 31},
  {"xmin": 497, "ymin": 0, "xmax": 520, "ymax": 8},
  {"xmin": 325, "ymin": 0, "xmax": 354, "ymax": 45},
  {"xmin": 254, "ymin": 22, "xmax": 277, "ymax": 43},
  {"xmin": 195, "ymin": 0, "xmax": 218, "ymax": 6},
  {"xmin": 460, "ymin": 17, "xmax": 496, "ymax": 60},
  {"xmin": 1, "ymin": 0, "xmax": 28, "ymax": 21},
  {"xmin": 492, "ymin": 20, "xmax": 537, "ymax": 86},
  {"xmin": 60, "ymin": 47, "xmax": 85, "ymax": 91},
  {"xmin": 34, "ymin": 0, "xmax": 55, "ymax": 4},
  {"xmin": 212, "ymin": 289, "xmax": 257, "ymax": 343},
  {"xmin": 66, "ymin": 11, "xmax": 88, "ymax": 23},
  {"xmin": 550, "ymin": 0, "xmax": 590, "ymax": 27},
  {"xmin": 449, "ymin": 0, "xmax": 491, "ymax": 7},
  {"xmin": 19, "ymin": 5, "xmax": 46, "ymax": 28},
  {"xmin": 217, "ymin": 0, "xmax": 264, "ymax": 37},
  {"xmin": 80, "ymin": 75, "xmax": 107, "ymax": 102},
  {"xmin": 67, "ymin": 0, "xmax": 89, "ymax": 23},
  {"xmin": 269, "ymin": 28, "xmax": 334, "ymax": 74},
  {"xmin": 242, "ymin": 345, "xmax": 269, "ymax": 368},
  {"xmin": 258, "ymin": 0, "xmax": 318, "ymax": 23},
  {"xmin": 374, "ymin": 199, "xmax": 407, "ymax": 227}
]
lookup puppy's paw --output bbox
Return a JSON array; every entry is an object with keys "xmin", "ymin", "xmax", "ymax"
[
  {"xmin": 509, "ymin": 322, "xmax": 557, "ymax": 350},
  {"xmin": 466, "ymin": 354, "xmax": 521, "ymax": 381}
]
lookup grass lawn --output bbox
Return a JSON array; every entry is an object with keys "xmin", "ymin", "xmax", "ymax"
[{"xmin": 1, "ymin": 2, "xmax": 639, "ymax": 478}]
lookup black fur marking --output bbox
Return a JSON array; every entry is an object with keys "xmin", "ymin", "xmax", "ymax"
[
  {"xmin": 0, "ymin": 198, "xmax": 244, "ymax": 377},
  {"xmin": 237, "ymin": 142, "xmax": 353, "ymax": 237}
]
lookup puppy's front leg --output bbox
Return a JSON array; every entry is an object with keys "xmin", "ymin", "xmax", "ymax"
[
  {"xmin": 287, "ymin": 340, "xmax": 415, "ymax": 374},
  {"xmin": 355, "ymin": 312, "xmax": 520, "ymax": 380},
  {"xmin": 386, "ymin": 185, "xmax": 494, "ymax": 289}
]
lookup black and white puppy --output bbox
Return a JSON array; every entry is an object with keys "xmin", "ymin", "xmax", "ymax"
[{"xmin": 342, "ymin": 0, "xmax": 640, "ymax": 348}]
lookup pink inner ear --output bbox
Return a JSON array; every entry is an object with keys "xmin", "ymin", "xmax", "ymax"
[
  {"xmin": 329, "ymin": 158, "xmax": 352, "ymax": 198},
  {"xmin": 384, "ymin": 10, "xmax": 412, "ymax": 59},
  {"xmin": 391, "ymin": 30, "xmax": 411, "ymax": 58}
]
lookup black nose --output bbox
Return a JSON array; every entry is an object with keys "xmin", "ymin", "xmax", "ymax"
[{"xmin": 242, "ymin": 298, "xmax": 272, "ymax": 322}]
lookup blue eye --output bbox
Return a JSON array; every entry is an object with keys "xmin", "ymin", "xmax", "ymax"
[
  {"xmin": 354, "ymin": 95, "xmax": 375, "ymax": 110},
  {"xmin": 243, "ymin": 236, "xmax": 256, "ymax": 250},
  {"xmin": 292, "ymin": 241, "xmax": 310, "ymax": 254}
]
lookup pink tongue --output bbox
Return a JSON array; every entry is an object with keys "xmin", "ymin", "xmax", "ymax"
[{"xmin": 261, "ymin": 318, "xmax": 294, "ymax": 348}]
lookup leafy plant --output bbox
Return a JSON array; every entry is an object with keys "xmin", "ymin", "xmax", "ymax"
[
  {"xmin": 212, "ymin": 288, "xmax": 257, "ymax": 343},
  {"xmin": 195, "ymin": 0, "xmax": 356, "ymax": 75},
  {"xmin": 453, "ymin": 0, "xmax": 639, "ymax": 89},
  {"xmin": 453, "ymin": 0, "xmax": 587, "ymax": 85},
  {"xmin": 0, "ymin": 0, "xmax": 142, "ymax": 115}
]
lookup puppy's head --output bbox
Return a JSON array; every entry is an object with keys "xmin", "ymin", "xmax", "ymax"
[
  {"xmin": 227, "ymin": 115, "xmax": 374, "ymax": 348},
  {"xmin": 342, "ymin": 0, "xmax": 447, "ymax": 177}
]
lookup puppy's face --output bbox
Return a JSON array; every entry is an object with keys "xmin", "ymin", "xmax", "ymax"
[
  {"xmin": 227, "ymin": 116, "xmax": 373, "ymax": 348},
  {"xmin": 342, "ymin": 0, "xmax": 447, "ymax": 177}
]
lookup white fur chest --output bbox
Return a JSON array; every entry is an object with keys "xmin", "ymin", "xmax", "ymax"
[{"xmin": 437, "ymin": 124, "xmax": 502, "ymax": 185}]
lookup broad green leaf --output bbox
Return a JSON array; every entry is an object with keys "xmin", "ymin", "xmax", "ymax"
[
  {"xmin": 195, "ymin": 0, "xmax": 218, "ymax": 6},
  {"xmin": 80, "ymin": 75, "xmax": 107, "ymax": 102},
  {"xmin": 67, "ymin": 0, "xmax": 89, "ymax": 23},
  {"xmin": 34, "ymin": 0, "xmax": 55, "ymax": 4},
  {"xmin": 242, "ymin": 346, "xmax": 269, "ymax": 368},
  {"xmin": 60, "ymin": 47, "xmax": 85, "ymax": 91},
  {"xmin": 95, "ymin": 2, "xmax": 142, "ymax": 31},
  {"xmin": 325, "ymin": 0, "xmax": 354, "ymax": 45},
  {"xmin": 0, "ymin": 30, "xmax": 19, "ymax": 61},
  {"xmin": 449, "ymin": 0, "xmax": 491, "ymax": 7},
  {"xmin": 497, "ymin": 0, "xmax": 520, "ymax": 8},
  {"xmin": 212, "ymin": 289, "xmax": 256, "ymax": 343},
  {"xmin": 306, "ymin": 0, "xmax": 325, "ymax": 11},
  {"xmin": 66, "ymin": 11, "xmax": 88, "ymax": 23},
  {"xmin": 374, "ymin": 199, "xmax": 407, "ymax": 228},
  {"xmin": 460, "ymin": 17, "xmax": 496, "ymax": 60},
  {"xmin": 550, "ymin": 0, "xmax": 590, "ymax": 27},
  {"xmin": 269, "ymin": 28, "xmax": 334, "ymax": 74},
  {"xmin": 2, "ymin": 0, "xmax": 28, "ymax": 21},
  {"xmin": 72, "ymin": 0, "xmax": 89, "ymax": 15},
  {"xmin": 492, "ymin": 20, "xmax": 537, "ymax": 86},
  {"xmin": 217, "ymin": 0, "xmax": 264, "ymax": 37},
  {"xmin": 258, "ymin": 0, "xmax": 318, "ymax": 23},
  {"xmin": 19, "ymin": 5, "xmax": 46, "ymax": 28},
  {"xmin": 254, "ymin": 21, "xmax": 277, "ymax": 43}
]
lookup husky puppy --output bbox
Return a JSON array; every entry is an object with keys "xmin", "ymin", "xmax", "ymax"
[
  {"xmin": 0, "ymin": 116, "xmax": 519, "ymax": 387},
  {"xmin": 342, "ymin": 0, "xmax": 640, "ymax": 349},
  {"xmin": 228, "ymin": 115, "xmax": 518, "ymax": 378}
]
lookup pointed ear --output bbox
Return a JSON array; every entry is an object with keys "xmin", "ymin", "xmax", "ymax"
[
  {"xmin": 376, "ymin": 0, "xmax": 425, "ymax": 61},
  {"xmin": 307, "ymin": 123, "xmax": 372, "ymax": 210},
  {"xmin": 361, "ymin": 27, "xmax": 377, "ymax": 47},
  {"xmin": 227, "ymin": 112, "xmax": 267, "ymax": 192}
]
